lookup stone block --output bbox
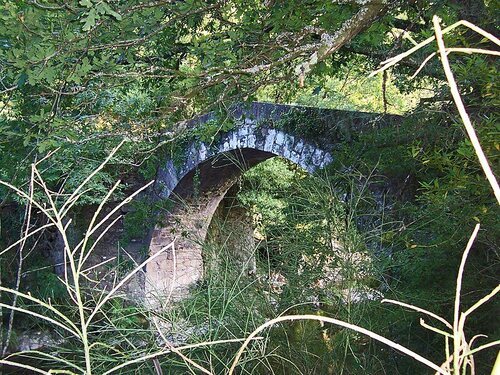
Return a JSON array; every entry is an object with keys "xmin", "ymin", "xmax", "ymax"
[
  {"xmin": 272, "ymin": 130, "xmax": 285, "ymax": 154},
  {"xmin": 238, "ymin": 127, "xmax": 249, "ymax": 148},
  {"xmin": 298, "ymin": 143, "xmax": 314, "ymax": 171},
  {"xmin": 247, "ymin": 134, "xmax": 256, "ymax": 149},
  {"xmin": 312, "ymin": 148, "xmax": 324, "ymax": 167},
  {"xmin": 219, "ymin": 137, "xmax": 231, "ymax": 153},
  {"xmin": 282, "ymin": 135, "xmax": 295, "ymax": 159},
  {"xmin": 293, "ymin": 139, "xmax": 305, "ymax": 155},
  {"xmin": 290, "ymin": 151, "xmax": 301, "ymax": 165},
  {"xmin": 263, "ymin": 129, "xmax": 277, "ymax": 153},
  {"xmin": 229, "ymin": 131, "xmax": 238, "ymax": 149},
  {"xmin": 199, "ymin": 142, "xmax": 208, "ymax": 161},
  {"xmin": 320, "ymin": 152, "xmax": 334, "ymax": 168},
  {"xmin": 254, "ymin": 127, "xmax": 268, "ymax": 150}
]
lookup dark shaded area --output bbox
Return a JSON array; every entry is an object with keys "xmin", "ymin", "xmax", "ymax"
[{"xmin": 172, "ymin": 148, "xmax": 275, "ymax": 199}]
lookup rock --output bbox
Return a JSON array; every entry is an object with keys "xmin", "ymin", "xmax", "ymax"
[{"xmin": 16, "ymin": 330, "xmax": 63, "ymax": 352}]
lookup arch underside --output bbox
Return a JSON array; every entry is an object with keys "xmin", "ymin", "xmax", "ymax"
[{"xmin": 145, "ymin": 112, "xmax": 335, "ymax": 307}]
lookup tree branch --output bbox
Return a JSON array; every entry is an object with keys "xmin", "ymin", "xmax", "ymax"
[{"xmin": 294, "ymin": 1, "xmax": 391, "ymax": 77}]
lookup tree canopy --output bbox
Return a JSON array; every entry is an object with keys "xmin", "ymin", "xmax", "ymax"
[
  {"xmin": 0, "ymin": 1, "xmax": 499, "ymax": 373},
  {"xmin": 1, "ymin": 1, "xmax": 494, "ymax": 129}
]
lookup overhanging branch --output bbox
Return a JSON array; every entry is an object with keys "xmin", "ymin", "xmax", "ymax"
[{"xmin": 294, "ymin": 1, "xmax": 391, "ymax": 77}]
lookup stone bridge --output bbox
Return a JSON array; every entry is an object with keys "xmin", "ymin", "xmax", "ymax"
[{"xmin": 145, "ymin": 102, "xmax": 400, "ymax": 307}]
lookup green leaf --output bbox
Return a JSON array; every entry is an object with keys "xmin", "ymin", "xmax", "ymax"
[
  {"xmin": 82, "ymin": 8, "xmax": 98, "ymax": 31},
  {"xmin": 79, "ymin": 0, "xmax": 92, "ymax": 8},
  {"xmin": 17, "ymin": 72, "xmax": 27, "ymax": 87},
  {"xmin": 99, "ymin": 2, "xmax": 122, "ymax": 20},
  {"xmin": 109, "ymin": 10, "xmax": 122, "ymax": 21},
  {"xmin": 40, "ymin": 66, "xmax": 57, "ymax": 83}
]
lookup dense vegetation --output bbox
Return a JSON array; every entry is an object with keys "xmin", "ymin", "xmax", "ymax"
[{"xmin": 0, "ymin": 0, "xmax": 498, "ymax": 374}]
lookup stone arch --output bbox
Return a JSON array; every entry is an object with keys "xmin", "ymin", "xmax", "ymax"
[
  {"xmin": 154, "ymin": 122, "xmax": 333, "ymax": 201},
  {"xmin": 145, "ymin": 105, "xmax": 333, "ymax": 307}
]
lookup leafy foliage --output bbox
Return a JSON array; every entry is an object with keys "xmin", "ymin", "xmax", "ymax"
[{"xmin": 0, "ymin": 0, "xmax": 499, "ymax": 373}]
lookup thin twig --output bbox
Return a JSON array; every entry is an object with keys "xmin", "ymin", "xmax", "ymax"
[
  {"xmin": 452, "ymin": 223, "xmax": 480, "ymax": 373},
  {"xmin": 382, "ymin": 299, "xmax": 452, "ymax": 329},
  {"xmin": 432, "ymin": 16, "xmax": 500, "ymax": 204},
  {"xmin": 2, "ymin": 162, "xmax": 35, "ymax": 356},
  {"xmin": 152, "ymin": 317, "xmax": 212, "ymax": 375},
  {"xmin": 370, "ymin": 19, "xmax": 500, "ymax": 77}
]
